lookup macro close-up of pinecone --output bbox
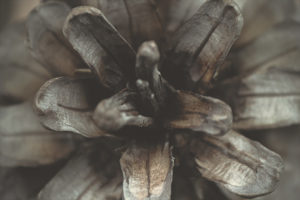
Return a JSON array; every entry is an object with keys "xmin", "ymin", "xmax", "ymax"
[{"xmin": 1, "ymin": 0, "xmax": 300, "ymax": 200}]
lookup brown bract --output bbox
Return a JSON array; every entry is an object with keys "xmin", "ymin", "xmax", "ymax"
[
  {"xmin": 120, "ymin": 141, "xmax": 173, "ymax": 200},
  {"xmin": 190, "ymin": 130, "xmax": 283, "ymax": 197},
  {"xmin": 34, "ymin": 76, "xmax": 108, "ymax": 137},
  {"xmin": 63, "ymin": 6, "xmax": 136, "ymax": 91},
  {"xmin": 162, "ymin": 0, "xmax": 243, "ymax": 92}
]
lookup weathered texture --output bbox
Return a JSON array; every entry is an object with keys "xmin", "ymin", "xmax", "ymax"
[
  {"xmin": 135, "ymin": 41, "xmax": 175, "ymax": 115},
  {"xmin": 63, "ymin": 6, "xmax": 136, "ymax": 91},
  {"xmin": 164, "ymin": 91, "xmax": 232, "ymax": 135},
  {"xmin": 120, "ymin": 141, "xmax": 174, "ymax": 200},
  {"xmin": 80, "ymin": 0, "xmax": 210, "ymax": 44},
  {"xmin": 117, "ymin": 0, "xmax": 164, "ymax": 47},
  {"xmin": 253, "ymin": 127, "xmax": 300, "ymax": 200},
  {"xmin": 0, "ymin": 102, "xmax": 77, "ymax": 167},
  {"xmin": 38, "ymin": 142, "xmax": 123, "ymax": 200},
  {"xmin": 162, "ymin": 0, "xmax": 243, "ymax": 92},
  {"xmin": 80, "ymin": 0, "xmax": 132, "ymax": 42},
  {"xmin": 190, "ymin": 130, "xmax": 283, "ymax": 197},
  {"xmin": 217, "ymin": 127, "xmax": 300, "ymax": 200},
  {"xmin": 27, "ymin": 2, "xmax": 86, "ymax": 76},
  {"xmin": 3, "ymin": 1, "xmax": 288, "ymax": 199},
  {"xmin": 35, "ymin": 76, "xmax": 108, "ymax": 137},
  {"xmin": 0, "ymin": 22, "xmax": 50, "ymax": 103},
  {"xmin": 81, "ymin": 0, "xmax": 164, "ymax": 47},
  {"xmin": 218, "ymin": 21, "xmax": 300, "ymax": 129},
  {"xmin": 93, "ymin": 89, "xmax": 153, "ymax": 132},
  {"xmin": 134, "ymin": 41, "xmax": 232, "ymax": 135},
  {"xmin": 158, "ymin": 0, "xmax": 206, "ymax": 36}
]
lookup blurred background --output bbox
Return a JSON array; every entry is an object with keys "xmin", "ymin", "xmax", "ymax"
[{"xmin": 0, "ymin": 0, "xmax": 39, "ymax": 29}]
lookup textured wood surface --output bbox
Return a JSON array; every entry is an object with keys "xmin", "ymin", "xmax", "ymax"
[
  {"xmin": 120, "ymin": 141, "xmax": 173, "ymax": 200},
  {"xmin": 190, "ymin": 130, "xmax": 283, "ymax": 197},
  {"xmin": 164, "ymin": 91, "xmax": 232, "ymax": 135},
  {"xmin": 35, "ymin": 77, "xmax": 108, "ymax": 137},
  {"xmin": 162, "ymin": 0, "xmax": 243, "ymax": 92},
  {"xmin": 63, "ymin": 6, "xmax": 136, "ymax": 91}
]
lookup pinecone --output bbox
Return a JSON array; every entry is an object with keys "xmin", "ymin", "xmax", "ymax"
[{"xmin": 1, "ymin": 0, "xmax": 299, "ymax": 199}]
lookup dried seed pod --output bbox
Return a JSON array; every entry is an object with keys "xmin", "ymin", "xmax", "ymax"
[
  {"xmin": 162, "ymin": 0, "xmax": 243, "ymax": 92},
  {"xmin": 0, "ymin": 22, "xmax": 50, "ymax": 103},
  {"xmin": 0, "ymin": 102, "xmax": 78, "ymax": 167},
  {"xmin": 27, "ymin": 2, "xmax": 86, "ymax": 76},
  {"xmin": 93, "ymin": 89, "xmax": 153, "ymax": 132},
  {"xmin": 190, "ymin": 130, "xmax": 284, "ymax": 197},
  {"xmin": 120, "ymin": 141, "xmax": 174, "ymax": 200},
  {"xmin": 63, "ymin": 6, "xmax": 136, "ymax": 91},
  {"xmin": 0, "ymin": 0, "xmax": 291, "ymax": 200},
  {"xmin": 38, "ymin": 142, "xmax": 123, "ymax": 200},
  {"xmin": 35, "ymin": 76, "xmax": 108, "ymax": 137}
]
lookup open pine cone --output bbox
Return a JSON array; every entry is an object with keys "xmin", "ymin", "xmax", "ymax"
[{"xmin": 1, "ymin": 0, "xmax": 300, "ymax": 199}]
